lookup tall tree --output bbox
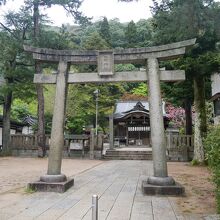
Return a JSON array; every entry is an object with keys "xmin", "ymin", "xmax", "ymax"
[
  {"xmin": 1, "ymin": 0, "xmax": 88, "ymax": 156},
  {"xmin": 119, "ymin": 0, "xmax": 220, "ymax": 162},
  {"xmin": 151, "ymin": 0, "xmax": 220, "ymax": 163},
  {"xmin": 124, "ymin": 20, "xmax": 138, "ymax": 47},
  {"xmin": 136, "ymin": 19, "xmax": 153, "ymax": 47},
  {"xmin": 99, "ymin": 17, "xmax": 111, "ymax": 46},
  {"xmin": 23, "ymin": 0, "xmax": 89, "ymax": 157},
  {"xmin": 0, "ymin": 9, "xmax": 34, "ymax": 152},
  {"xmin": 81, "ymin": 32, "xmax": 110, "ymax": 50},
  {"xmin": 109, "ymin": 18, "xmax": 126, "ymax": 48}
]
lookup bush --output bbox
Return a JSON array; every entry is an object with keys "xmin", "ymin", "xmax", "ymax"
[
  {"xmin": 204, "ymin": 125, "xmax": 220, "ymax": 213},
  {"xmin": 191, "ymin": 159, "xmax": 199, "ymax": 166}
]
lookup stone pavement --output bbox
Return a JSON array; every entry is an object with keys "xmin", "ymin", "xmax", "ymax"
[{"xmin": 0, "ymin": 160, "xmax": 219, "ymax": 220}]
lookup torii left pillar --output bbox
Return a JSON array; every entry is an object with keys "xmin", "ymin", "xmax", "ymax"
[{"xmin": 28, "ymin": 61, "xmax": 74, "ymax": 193}]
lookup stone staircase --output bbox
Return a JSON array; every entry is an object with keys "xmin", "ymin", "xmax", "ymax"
[{"xmin": 103, "ymin": 148, "xmax": 152, "ymax": 160}]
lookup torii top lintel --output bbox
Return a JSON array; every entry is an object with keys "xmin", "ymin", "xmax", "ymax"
[{"xmin": 23, "ymin": 38, "xmax": 196, "ymax": 65}]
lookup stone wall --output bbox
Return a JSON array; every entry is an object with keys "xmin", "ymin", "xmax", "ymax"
[{"xmin": 166, "ymin": 134, "xmax": 194, "ymax": 161}]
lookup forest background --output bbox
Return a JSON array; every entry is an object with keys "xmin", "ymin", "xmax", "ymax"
[{"xmin": 0, "ymin": 0, "xmax": 220, "ymax": 163}]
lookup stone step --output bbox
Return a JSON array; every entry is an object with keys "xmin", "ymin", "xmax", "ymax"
[
  {"xmin": 106, "ymin": 150, "xmax": 152, "ymax": 154},
  {"xmin": 105, "ymin": 151, "xmax": 152, "ymax": 156},
  {"xmin": 103, "ymin": 155, "xmax": 152, "ymax": 160},
  {"xmin": 103, "ymin": 150, "xmax": 152, "ymax": 160},
  {"xmin": 105, "ymin": 154, "xmax": 152, "ymax": 158}
]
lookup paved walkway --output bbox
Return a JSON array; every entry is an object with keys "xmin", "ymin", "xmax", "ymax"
[{"xmin": 0, "ymin": 160, "xmax": 219, "ymax": 220}]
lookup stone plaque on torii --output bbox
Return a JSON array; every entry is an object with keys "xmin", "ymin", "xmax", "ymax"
[{"xmin": 24, "ymin": 38, "xmax": 196, "ymax": 194}]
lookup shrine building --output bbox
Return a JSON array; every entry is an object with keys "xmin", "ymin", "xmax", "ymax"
[{"xmin": 112, "ymin": 100, "xmax": 169, "ymax": 147}]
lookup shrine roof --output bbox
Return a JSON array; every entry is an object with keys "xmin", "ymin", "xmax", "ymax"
[
  {"xmin": 113, "ymin": 101, "xmax": 166, "ymax": 119},
  {"xmin": 0, "ymin": 115, "xmax": 27, "ymax": 131},
  {"xmin": 211, "ymin": 92, "xmax": 220, "ymax": 101}
]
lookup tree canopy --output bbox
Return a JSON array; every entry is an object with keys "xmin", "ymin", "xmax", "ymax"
[{"xmin": 0, "ymin": 0, "xmax": 219, "ymax": 153}]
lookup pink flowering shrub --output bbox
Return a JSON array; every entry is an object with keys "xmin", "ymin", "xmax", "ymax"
[{"xmin": 166, "ymin": 104, "xmax": 186, "ymax": 128}]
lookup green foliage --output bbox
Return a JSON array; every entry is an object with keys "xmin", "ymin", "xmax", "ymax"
[
  {"xmin": 25, "ymin": 185, "xmax": 36, "ymax": 194},
  {"xmin": 0, "ymin": 7, "xmax": 35, "ymax": 97},
  {"xmin": 155, "ymin": 0, "xmax": 220, "ymax": 105},
  {"xmin": 152, "ymin": 1, "xmax": 220, "ymax": 152},
  {"xmin": 131, "ymin": 83, "xmax": 148, "ymax": 96},
  {"xmin": 151, "ymin": 0, "xmax": 220, "ymax": 45},
  {"xmin": 44, "ymin": 113, "xmax": 53, "ymax": 134},
  {"xmin": 124, "ymin": 20, "xmax": 138, "ymax": 47},
  {"xmin": 204, "ymin": 125, "xmax": 220, "ymax": 213},
  {"xmin": 191, "ymin": 159, "xmax": 200, "ymax": 166},
  {"xmin": 109, "ymin": 18, "xmax": 126, "ymax": 48},
  {"xmin": 44, "ymin": 85, "xmax": 55, "ymax": 114},
  {"xmin": 66, "ymin": 83, "xmax": 125, "ymax": 133},
  {"xmin": 11, "ymin": 99, "xmax": 37, "ymax": 122},
  {"xmin": 31, "ymin": 112, "xmax": 52, "ymax": 134},
  {"xmin": 38, "ymin": 24, "xmax": 80, "ymax": 50},
  {"xmin": 99, "ymin": 17, "xmax": 111, "ymax": 46},
  {"xmin": 66, "ymin": 116, "xmax": 85, "ymax": 134},
  {"xmin": 81, "ymin": 32, "xmax": 110, "ymax": 50},
  {"xmin": 77, "ymin": 18, "xmax": 153, "ymax": 49},
  {"xmin": 114, "ymin": 64, "xmax": 137, "ymax": 72},
  {"xmin": 136, "ymin": 19, "xmax": 153, "ymax": 47},
  {"xmin": 204, "ymin": 101, "xmax": 214, "ymax": 126}
]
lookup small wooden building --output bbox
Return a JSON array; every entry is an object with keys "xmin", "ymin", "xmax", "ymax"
[{"xmin": 113, "ymin": 100, "xmax": 168, "ymax": 146}]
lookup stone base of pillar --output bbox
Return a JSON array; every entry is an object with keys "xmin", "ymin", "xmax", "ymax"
[
  {"xmin": 28, "ymin": 174, "xmax": 74, "ymax": 193},
  {"xmin": 142, "ymin": 177, "xmax": 184, "ymax": 196},
  {"xmin": 147, "ymin": 176, "xmax": 175, "ymax": 186},
  {"xmin": 40, "ymin": 174, "xmax": 67, "ymax": 183}
]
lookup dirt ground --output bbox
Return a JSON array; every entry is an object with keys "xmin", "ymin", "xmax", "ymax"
[
  {"xmin": 168, "ymin": 162, "xmax": 216, "ymax": 215},
  {"xmin": 0, "ymin": 157, "xmax": 103, "ymax": 194}
]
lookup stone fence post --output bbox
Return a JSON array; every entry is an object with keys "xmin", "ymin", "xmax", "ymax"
[{"xmin": 90, "ymin": 129, "xmax": 95, "ymax": 159}]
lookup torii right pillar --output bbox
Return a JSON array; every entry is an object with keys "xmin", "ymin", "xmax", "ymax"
[{"xmin": 142, "ymin": 57, "xmax": 184, "ymax": 195}]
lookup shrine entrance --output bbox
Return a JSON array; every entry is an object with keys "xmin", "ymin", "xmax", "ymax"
[{"xmin": 24, "ymin": 38, "xmax": 196, "ymax": 194}]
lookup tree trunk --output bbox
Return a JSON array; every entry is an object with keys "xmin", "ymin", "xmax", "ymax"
[
  {"xmin": 33, "ymin": 2, "xmax": 46, "ymax": 157},
  {"xmin": 193, "ymin": 76, "xmax": 207, "ymax": 163},
  {"xmin": 33, "ymin": 2, "xmax": 40, "ymax": 43},
  {"xmin": 184, "ymin": 99, "xmax": 192, "ymax": 135},
  {"xmin": 2, "ymin": 91, "xmax": 12, "ymax": 153},
  {"xmin": 36, "ymin": 65, "xmax": 46, "ymax": 157}
]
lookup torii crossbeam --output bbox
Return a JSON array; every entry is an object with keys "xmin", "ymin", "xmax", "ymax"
[{"xmin": 24, "ymin": 38, "xmax": 196, "ymax": 194}]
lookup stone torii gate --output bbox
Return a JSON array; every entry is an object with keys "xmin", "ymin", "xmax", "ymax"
[{"xmin": 24, "ymin": 38, "xmax": 196, "ymax": 194}]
